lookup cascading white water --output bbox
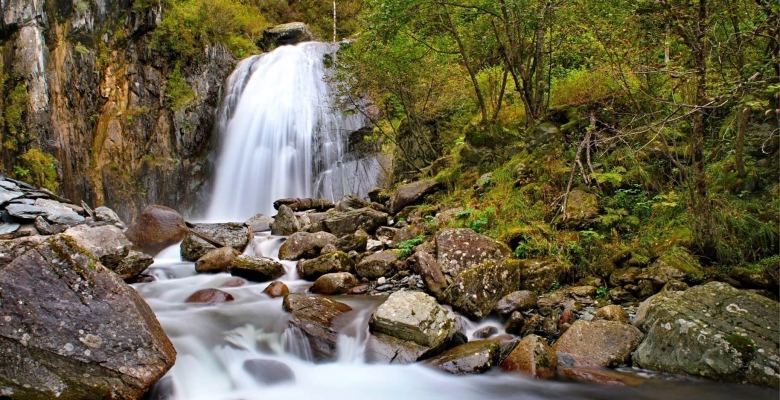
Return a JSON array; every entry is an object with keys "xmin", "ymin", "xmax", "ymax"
[{"xmin": 206, "ymin": 42, "xmax": 369, "ymax": 222}]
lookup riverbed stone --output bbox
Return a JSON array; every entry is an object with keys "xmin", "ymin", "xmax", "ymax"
[
  {"xmin": 125, "ymin": 205, "xmax": 187, "ymax": 255},
  {"xmin": 390, "ymin": 180, "xmax": 442, "ymax": 214},
  {"xmin": 435, "ymin": 228, "xmax": 511, "ymax": 277},
  {"xmin": 356, "ymin": 250, "xmax": 398, "ymax": 279},
  {"xmin": 426, "ymin": 340, "xmax": 500, "ymax": 375},
  {"xmin": 242, "ymin": 359, "xmax": 295, "ymax": 385},
  {"xmin": 336, "ymin": 233, "xmax": 368, "ymax": 253},
  {"xmin": 271, "ymin": 205, "xmax": 301, "ymax": 235},
  {"xmin": 185, "ymin": 288, "xmax": 235, "ymax": 304},
  {"xmin": 365, "ymin": 332, "xmax": 430, "ymax": 364},
  {"xmin": 594, "ymin": 305, "xmax": 630, "ymax": 323},
  {"xmin": 278, "ymin": 231, "xmax": 338, "ymax": 261},
  {"xmin": 245, "ymin": 213, "xmax": 274, "ymax": 232},
  {"xmin": 282, "ymin": 294, "xmax": 352, "ymax": 362},
  {"xmin": 195, "ymin": 247, "xmax": 242, "ymax": 274},
  {"xmin": 494, "ymin": 290, "xmax": 538, "ymax": 317},
  {"xmin": 229, "ymin": 255, "xmax": 286, "ymax": 282},
  {"xmin": 263, "ymin": 281, "xmax": 289, "ymax": 297},
  {"xmin": 553, "ymin": 320, "xmax": 643, "ymax": 367},
  {"xmin": 92, "ymin": 206, "xmax": 125, "ymax": 228},
  {"xmin": 500, "ymin": 334, "xmax": 557, "ymax": 379},
  {"xmin": 369, "ymin": 291, "xmax": 455, "ymax": 350},
  {"xmin": 0, "ymin": 235, "xmax": 175, "ymax": 399},
  {"xmin": 310, "ymin": 272, "xmax": 358, "ymax": 295},
  {"xmin": 558, "ymin": 367, "xmax": 646, "ymax": 386},
  {"xmin": 323, "ymin": 207, "xmax": 388, "ymax": 236},
  {"xmin": 114, "ymin": 250, "xmax": 155, "ymax": 280},
  {"xmin": 413, "ymin": 251, "xmax": 448, "ymax": 300},
  {"xmin": 63, "ymin": 224, "xmax": 131, "ymax": 268},
  {"xmin": 297, "ymin": 251, "xmax": 354, "ymax": 280},
  {"xmin": 181, "ymin": 223, "xmax": 250, "ymax": 261},
  {"xmin": 632, "ymin": 282, "xmax": 779, "ymax": 388},
  {"xmin": 443, "ymin": 259, "xmax": 522, "ymax": 320}
]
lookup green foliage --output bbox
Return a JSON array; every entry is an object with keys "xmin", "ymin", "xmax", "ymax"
[
  {"xmin": 16, "ymin": 148, "xmax": 59, "ymax": 192},
  {"xmin": 74, "ymin": 43, "xmax": 90, "ymax": 56},
  {"xmin": 165, "ymin": 66, "xmax": 195, "ymax": 111},
  {"xmin": 595, "ymin": 286, "xmax": 609, "ymax": 299},
  {"xmin": 4, "ymin": 83, "xmax": 28, "ymax": 140},
  {"xmin": 396, "ymin": 234, "xmax": 424, "ymax": 258},
  {"xmin": 153, "ymin": 0, "xmax": 268, "ymax": 62}
]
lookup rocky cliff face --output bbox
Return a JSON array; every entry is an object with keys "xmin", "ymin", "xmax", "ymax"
[{"xmin": 0, "ymin": 0, "xmax": 234, "ymax": 221}]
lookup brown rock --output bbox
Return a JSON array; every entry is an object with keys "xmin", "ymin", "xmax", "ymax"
[
  {"xmin": 273, "ymin": 198, "xmax": 335, "ymax": 212},
  {"xmin": 494, "ymin": 290, "xmax": 538, "ymax": 317},
  {"xmin": 195, "ymin": 247, "xmax": 242, "ymax": 274},
  {"xmin": 426, "ymin": 340, "xmax": 500, "ymax": 375},
  {"xmin": 500, "ymin": 334, "xmax": 557, "ymax": 379},
  {"xmin": 310, "ymin": 272, "xmax": 359, "ymax": 295},
  {"xmin": 520, "ymin": 259, "xmax": 567, "ymax": 293},
  {"xmin": 594, "ymin": 305, "xmax": 630, "ymax": 323},
  {"xmin": 263, "ymin": 281, "xmax": 289, "ymax": 297},
  {"xmin": 365, "ymin": 332, "xmax": 430, "ymax": 364},
  {"xmin": 185, "ymin": 288, "xmax": 235, "ymax": 304},
  {"xmin": 282, "ymin": 294, "xmax": 352, "ymax": 362},
  {"xmin": 278, "ymin": 231, "xmax": 338, "ymax": 261},
  {"xmin": 390, "ymin": 180, "xmax": 442, "ymax": 214},
  {"xmin": 124, "ymin": 205, "xmax": 187, "ymax": 255},
  {"xmin": 297, "ymin": 251, "xmax": 354, "ymax": 281},
  {"xmin": 504, "ymin": 311, "xmax": 525, "ymax": 335},
  {"xmin": 356, "ymin": 250, "xmax": 398, "ymax": 279},
  {"xmin": 220, "ymin": 278, "xmax": 247, "ymax": 288},
  {"xmin": 558, "ymin": 367, "xmax": 645, "ymax": 386},
  {"xmin": 521, "ymin": 313, "xmax": 543, "ymax": 336},
  {"xmin": 229, "ymin": 255, "xmax": 286, "ymax": 282},
  {"xmin": 114, "ymin": 250, "xmax": 155, "ymax": 280},
  {"xmin": 412, "ymin": 251, "xmax": 448, "ymax": 299},
  {"xmin": 558, "ymin": 309, "xmax": 577, "ymax": 332},
  {"xmin": 553, "ymin": 320, "xmax": 643, "ymax": 367},
  {"xmin": 347, "ymin": 284, "xmax": 369, "ymax": 295}
]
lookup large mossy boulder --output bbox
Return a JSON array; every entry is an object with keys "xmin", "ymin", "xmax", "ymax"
[
  {"xmin": 638, "ymin": 246, "xmax": 704, "ymax": 288},
  {"xmin": 369, "ymin": 291, "xmax": 455, "ymax": 350},
  {"xmin": 389, "ymin": 180, "xmax": 442, "ymax": 214},
  {"xmin": 443, "ymin": 259, "xmax": 521, "ymax": 320},
  {"xmin": 180, "ymin": 223, "xmax": 250, "ymax": 262},
  {"xmin": 356, "ymin": 250, "xmax": 398, "ymax": 279},
  {"xmin": 552, "ymin": 320, "xmax": 643, "ymax": 367},
  {"xmin": 278, "ymin": 231, "xmax": 338, "ymax": 261},
  {"xmin": 261, "ymin": 22, "xmax": 313, "ymax": 49},
  {"xmin": 229, "ymin": 255, "xmax": 286, "ymax": 282},
  {"xmin": 323, "ymin": 208, "xmax": 388, "ymax": 236},
  {"xmin": 310, "ymin": 272, "xmax": 358, "ymax": 295},
  {"xmin": 63, "ymin": 224, "xmax": 131, "ymax": 269},
  {"xmin": 282, "ymin": 294, "xmax": 352, "ymax": 362},
  {"xmin": 296, "ymin": 251, "xmax": 354, "ymax": 281},
  {"xmin": 426, "ymin": 340, "xmax": 500, "ymax": 375},
  {"xmin": 562, "ymin": 189, "xmax": 599, "ymax": 226},
  {"xmin": 0, "ymin": 235, "xmax": 175, "ymax": 399},
  {"xmin": 435, "ymin": 228, "xmax": 512, "ymax": 277},
  {"xmin": 194, "ymin": 247, "xmax": 242, "ymax": 274},
  {"xmin": 632, "ymin": 282, "xmax": 779, "ymax": 388},
  {"xmin": 124, "ymin": 205, "xmax": 187, "ymax": 255}
]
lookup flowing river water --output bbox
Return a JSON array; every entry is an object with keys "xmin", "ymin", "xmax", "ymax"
[{"xmin": 135, "ymin": 42, "xmax": 776, "ymax": 399}]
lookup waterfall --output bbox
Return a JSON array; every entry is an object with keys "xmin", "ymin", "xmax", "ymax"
[{"xmin": 207, "ymin": 42, "xmax": 368, "ymax": 222}]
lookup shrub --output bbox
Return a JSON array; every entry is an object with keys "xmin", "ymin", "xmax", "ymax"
[{"xmin": 16, "ymin": 148, "xmax": 59, "ymax": 192}]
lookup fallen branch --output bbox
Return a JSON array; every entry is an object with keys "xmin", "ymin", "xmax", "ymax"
[{"xmin": 178, "ymin": 224, "xmax": 228, "ymax": 248}]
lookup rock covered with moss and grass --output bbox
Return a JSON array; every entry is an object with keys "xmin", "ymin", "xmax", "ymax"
[{"xmin": 632, "ymin": 281, "xmax": 779, "ymax": 388}]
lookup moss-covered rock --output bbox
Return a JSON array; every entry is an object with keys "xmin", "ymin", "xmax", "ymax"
[
  {"xmin": 296, "ymin": 251, "xmax": 354, "ymax": 281},
  {"xmin": 443, "ymin": 259, "xmax": 522, "ymax": 320}
]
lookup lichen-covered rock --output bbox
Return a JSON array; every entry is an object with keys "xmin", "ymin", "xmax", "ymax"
[
  {"xmin": 413, "ymin": 251, "xmax": 448, "ymax": 300},
  {"xmin": 369, "ymin": 291, "xmax": 455, "ymax": 350},
  {"xmin": 271, "ymin": 204, "xmax": 301, "ymax": 236},
  {"xmin": 638, "ymin": 247, "xmax": 703, "ymax": 288},
  {"xmin": 494, "ymin": 290, "xmax": 538, "ymax": 317},
  {"xmin": 297, "ymin": 251, "xmax": 354, "ymax": 281},
  {"xmin": 520, "ymin": 259, "xmax": 567, "ymax": 293},
  {"xmin": 356, "ymin": 250, "xmax": 398, "ymax": 279},
  {"xmin": 310, "ymin": 272, "xmax": 358, "ymax": 295},
  {"xmin": 282, "ymin": 294, "xmax": 352, "ymax": 362},
  {"xmin": 63, "ymin": 224, "xmax": 132, "ymax": 268},
  {"xmin": 245, "ymin": 213, "xmax": 274, "ymax": 232},
  {"xmin": 180, "ymin": 223, "xmax": 250, "ymax": 261},
  {"xmin": 0, "ymin": 235, "xmax": 175, "ymax": 399},
  {"xmin": 261, "ymin": 22, "xmax": 313, "ymax": 49},
  {"xmin": 426, "ymin": 340, "xmax": 500, "ymax": 375},
  {"xmin": 229, "ymin": 255, "xmax": 286, "ymax": 282},
  {"xmin": 610, "ymin": 267, "xmax": 641, "ymax": 286},
  {"xmin": 500, "ymin": 334, "xmax": 557, "ymax": 379},
  {"xmin": 323, "ymin": 207, "xmax": 388, "ymax": 236},
  {"xmin": 390, "ymin": 180, "xmax": 442, "ymax": 214},
  {"xmin": 443, "ymin": 259, "xmax": 521, "ymax": 320},
  {"xmin": 336, "ymin": 233, "xmax": 368, "ymax": 253},
  {"xmin": 553, "ymin": 320, "xmax": 643, "ymax": 367},
  {"xmin": 125, "ymin": 205, "xmax": 187, "ymax": 255},
  {"xmin": 632, "ymin": 282, "xmax": 779, "ymax": 388},
  {"xmin": 728, "ymin": 266, "xmax": 776, "ymax": 290},
  {"xmin": 195, "ymin": 247, "xmax": 242, "ymax": 274},
  {"xmin": 278, "ymin": 231, "xmax": 338, "ymax": 260},
  {"xmin": 114, "ymin": 250, "xmax": 155, "ymax": 280},
  {"xmin": 435, "ymin": 228, "xmax": 512, "ymax": 277}
]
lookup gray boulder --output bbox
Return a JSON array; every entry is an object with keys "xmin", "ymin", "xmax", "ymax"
[
  {"xmin": 435, "ymin": 228, "xmax": 511, "ymax": 277},
  {"xmin": 323, "ymin": 207, "xmax": 388, "ymax": 236},
  {"xmin": 180, "ymin": 223, "xmax": 250, "ymax": 261},
  {"xmin": 356, "ymin": 250, "xmax": 398, "ymax": 279},
  {"xmin": 553, "ymin": 320, "xmax": 643, "ymax": 367},
  {"xmin": 0, "ymin": 235, "xmax": 175, "ymax": 399},
  {"xmin": 632, "ymin": 282, "xmax": 779, "ymax": 388},
  {"xmin": 369, "ymin": 291, "xmax": 455, "ymax": 350},
  {"xmin": 278, "ymin": 231, "xmax": 338, "ymax": 261},
  {"xmin": 365, "ymin": 332, "xmax": 430, "ymax": 364},
  {"xmin": 114, "ymin": 250, "xmax": 155, "ymax": 280},
  {"xmin": 245, "ymin": 213, "xmax": 274, "ymax": 233},
  {"xmin": 261, "ymin": 22, "xmax": 313, "ymax": 49},
  {"xmin": 63, "ymin": 224, "xmax": 132, "ymax": 268},
  {"xmin": 271, "ymin": 205, "xmax": 301, "ymax": 236},
  {"xmin": 426, "ymin": 340, "xmax": 500, "ymax": 375}
]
